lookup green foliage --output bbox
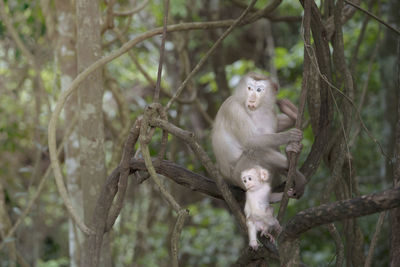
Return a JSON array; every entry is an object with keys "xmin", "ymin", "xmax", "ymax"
[
  {"xmin": 170, "ymin": 0, "xmax": 188, "ymax": 19},
  {"xmin": 180, "ymin": 199, "xmax": 244, "ymax": 266},
  {"xmin": 37, "ymin": 258, "xmax": 69, "ymax": 267},
  {"xmin": 0, "ymin": 0, "xmax": 397, "ymax": 265}
]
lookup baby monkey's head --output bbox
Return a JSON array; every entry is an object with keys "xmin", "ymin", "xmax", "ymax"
[{"xmin": 241, "ymin": 166, "xmax": 269, "ymax": 191}]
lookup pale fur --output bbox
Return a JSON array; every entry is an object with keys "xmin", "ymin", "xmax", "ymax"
[
  {"xmin": 211, "ymin": 72, "xmax": 304, "ymax": 195},
  {"xmin": 242, "ymin": 166, "xmax": 281, "ymax": 250}
]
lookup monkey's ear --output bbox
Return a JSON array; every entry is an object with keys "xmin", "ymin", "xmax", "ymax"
[
  {"xmin": 260, "ymin": 169, "xmax": 269, "ymax": 181},
  {"xmin": 271, "ymin": 82, "xmax": 278, "ymax": 93}
]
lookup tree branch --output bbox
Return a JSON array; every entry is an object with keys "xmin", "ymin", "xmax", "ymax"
[
  {"xmin": 165, "ymin": 0, "xmax": 258, "ymax": 110},
  {"xmin": 344, "ymin": 0, "xmax": 400, "ymax": 36},
  {"xmin": 113, "ymin": 0, "xmax": 150, "ymax": 17},
  {"xmin": 148, "ymin": 118, "xmax": 247, "ymax": 230},
  {"xmin": 281, "ymin": 187, "xmax": 400, "ymax": 240},
  {"xmin": 154, "ymin": 0, "xmax": 169, "ymax": 103},
  {"xmin": 129, "ymin": 158, "xmax": 245, "ymax": 202}
]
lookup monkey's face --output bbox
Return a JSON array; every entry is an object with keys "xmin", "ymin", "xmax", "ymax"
[
  {"xmin": 241, "ymin": 169, "xmax": 263, "ymax": 190},
  {"xmin": 245, "ymin": 78, "xmax": 273, "ymax": 111}
]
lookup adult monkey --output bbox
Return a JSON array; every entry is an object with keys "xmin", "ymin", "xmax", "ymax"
[{"xmin": 211, "ymin": 72, "xmax": 306, "ymax": 199}]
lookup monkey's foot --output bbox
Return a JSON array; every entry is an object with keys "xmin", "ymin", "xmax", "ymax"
[
  {"xmin": 286, "ymin": 142, "xmax": 303, "ymax": 153},
  {"xmin": 261, "ymin": 232, "xmax": 276, "ymax": 243},
  {"xmin": 287, "ymin": 188, "xmax": 296, "ymax": 198},
  {"xmin": 249, "ymin": 240, "xmax": 259, "ymax": 250}
]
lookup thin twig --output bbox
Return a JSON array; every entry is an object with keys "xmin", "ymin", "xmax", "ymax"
[
  {"xmin": 364, "ymin": 212, "xmax": 386, "ymax": 267},
  {"xmin": 326, "ymin": 223, "xmax": 345, "ymax": 267},
  {"xmin": 330, "ymin": 0, "xmax": 354, "ymax": 195},
  {"xmin": 113, "ymin": 0, "xmax": 150, "ymax": 16},
  {"xmin": 105, "ymin": 118, "xmax": 142, "ymax": 231},
  {"xmin": 140, "ymin": 104, "xmax": 188, "ymax": 267},
  {"xmin": 350, "ymin": 34, "xmax": 381, "ymax": 146},
  {"xmin": 171, "ymin": 209, "xmax": 189, "ymax": 267},
  {"xmin": 277, "ymin": 0, "xmax": 311, "ymax": 222},
  {"xmin": 154, "ymin": 0, "xmax": 169, "ymax": 103},
  {"xmin": 344, "ymin": 0, "xmax": 400, "ymax": 36},
  {"xmin": 114, "ymin": 27, "xmax": 198, "ymax": 104},
  {"xmin": 350, "ymin": 0, "xmax": 376, "ymax": 70},
  {"xmin": 165, "ymin": 0, "xmax": 258, "ymax": 110},
  {"xmin": 302, "ymin": 21, "xmax": 389, "ymax": 161},
  {"xmin": 102, "ymin": 0, "xmax": 117, "ymax": 33}
]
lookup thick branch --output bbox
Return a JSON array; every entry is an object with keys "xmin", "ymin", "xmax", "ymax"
[
  {"xmin": 299, "ymin": 0, "xmax": 333, "ymax": 179},
  {"xmin": 129, "ymin": 158, "xmax": 245, "ymax": 202},
  {"xmin": 282, "ymin": 187, "xmax": 400, "ymax": 240},
  {"xmin": 128, "ymin": 159, "xmax": 400, "ymax": 239}
]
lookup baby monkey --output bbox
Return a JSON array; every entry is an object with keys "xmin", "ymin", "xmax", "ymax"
[{"xmin": 242, "ymin": 166, "xmax": 293, "ymax": 250}]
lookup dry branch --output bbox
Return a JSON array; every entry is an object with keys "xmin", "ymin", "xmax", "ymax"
[
  {"xmin": 154, "ymin": 0, "xmax": 169, "ymax": 103},
  {"xmin": 277, "ymin": 0, "xmax": 311, "ymax": 222},
  {"xmin": 298, "ymin": 0, "xmax": 333, "ymax": 180},
  {"xmin": 282, "ymin": 187, "xmax": 400, "ymax": 240},
  {"xmin": 365, "ymin": 212, "xmax": 386, "ymax": 267},
  {"xmin": 140, "ymin": 104, "xmax": 189, "ymax": 267},
  {"xmin": 129, "ymin": 159, "xmax": 245, "ymax": 202},
  {"xmin": 113, "ymin": 0, "xmax": 150, "ymax": 16}
]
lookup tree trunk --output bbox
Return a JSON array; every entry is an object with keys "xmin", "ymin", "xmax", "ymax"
[
  {"xmin": 75, "ymin": 0, "xmax": 110, "ymax": 266},
  {"xmin": 390, "ymin": 38, "xmax": 400, "ymax": 267},
  {"xmin": 378, "ymin": 0, "xmax": 400, "ymax": 265},
  {"xmin": 54, "ymin": 1, "xmax": 83, "ymax": 266}
]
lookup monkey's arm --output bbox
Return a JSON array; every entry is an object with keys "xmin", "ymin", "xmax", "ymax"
[
  {"xmin": 277, "ymin": 114, "xmax": 295, "ymax": 132},
  {"xmin": 220, "ymin": 98, "xmax": 302, "ymax": 149},
  {"xmin": 269, "ymin": 188, "xmax": 296, "ymax": 203},
  {"xmin": 277, "ymin": 99, "xmax": 298, "ymax": 131},
  {"xmin": 243, "ymin": 129, "xmax": 303, "ymax": 148}
]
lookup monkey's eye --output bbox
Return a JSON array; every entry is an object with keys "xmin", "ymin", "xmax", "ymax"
[
  {"xmin": 248, "ymin": 177, "xmax": 252, "ymax": 181},
  {"xmin": 243, "ymin": 179, "xmax": 246, "ymax": 183},
  {"xmin": 248, "ymin": 87, "xmax": 251, "ymax": 91},
  {"xmin": 256, "ymin": 88, "xmax": 262, "ymax": 92}
]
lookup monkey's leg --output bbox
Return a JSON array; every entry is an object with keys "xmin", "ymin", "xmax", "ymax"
[
  {"xmin": 260, "ymin": 227, "xmax": 275, "ymax": 243},
  {"xmin": 264, "ymin": 149, "xmax": 289, "ymax": 170},
  {"xmin": 293, "ymin": 170, "xmax": 306, "ymax": 198},
  {"xmin": 246, "ymin": 220, "xmax": 258, "ymax": 250}
]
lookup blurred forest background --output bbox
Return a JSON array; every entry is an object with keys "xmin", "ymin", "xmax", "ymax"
[{"xmin": 0, "ymin": 0, "xmax": 399, "ymax": 266}]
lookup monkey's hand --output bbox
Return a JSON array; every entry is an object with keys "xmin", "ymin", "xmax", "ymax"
[
  {"xmin": 286, "ymin": 142, "xmax": 303, "ymax": 154},
  {"xmin": 287, "ymin": 188, "xmax": 296, "ymax": 198},
  {"xmin": 287, "ymin": 129, "xmax": 303, "ymax": 143}
]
